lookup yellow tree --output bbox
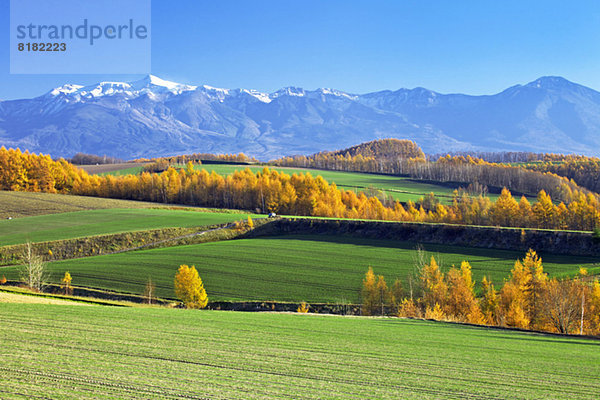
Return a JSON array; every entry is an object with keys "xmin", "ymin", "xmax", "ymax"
[
  {"xmin": 490, "ymin": 188, "xmax": 519, "ymax": 227},
  {"xmin": 445, "ymin": 261, "xmax": 484, "ymax": 324},
  {"xmin": 518, "ymin": 196, "xmax": 533, "ymax": 227},
  {"xmin": 532, "ymin": 190, "xmax": 556, "ymax": 228},
  {"xmin": 589, "ymin": 280, "xmax": 600, "ymax": 335},
  {"xmin": 361, "ymin": 267, "xmax": 378, "ymax": 316},
  {"xmin": 522, "ymin": 249, "xmax": 547, "ymax": 328},
  {"xmin": 499, "ymin": 259, "xmax": 530, "ymax": 329},
  {"xmin": 61, "ymin": 272, "xmax": 72, "ymax": 295},
  {"xmin": 174, "ymin": 264, "xmax": 208, "ymax": 309},
  {"xmin": 540, "ymin": 278, "xmax": 581, "ymax": 334},
  {"xmin": 499, "ymin": 249, "xmax": 547, "ymax": 329},
  {"xmin": 420, "ymin": 256, "xmax": 447, "ymax": 309},
  {"xmin": 480, "ymin": 276, "xmax": 499, "ymax": 325}
]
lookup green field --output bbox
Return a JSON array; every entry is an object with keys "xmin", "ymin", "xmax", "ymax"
[
  {"xmin": 0, "ymin": 208, "xmax": 259, "ymax": 246},
  {"xmin": 1, "ymin": 303, "xmax": 598, "ymax": 399},
  {"xmin": 0, "ymin": 191, "xmax": 166, "ymax": 218},
  {"xmin": 98, "ymin": 165, "xmax": 144, "ymax": 176},
  {"xmin": 3, "ymin": 235, "xmax": 596, "ymax": 302}
]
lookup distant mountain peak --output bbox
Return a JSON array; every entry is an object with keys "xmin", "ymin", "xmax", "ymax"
[
  {"xmin": 49, "ymin": 83, "xmax": 84, "ymax": 96},
  {"xmin": 525, "ymin": 76, "xmax": 573, "ymax": 89},
  {"xmin": 271, "ymin": 86, "xmax": 306, "ymax": 98},
  {"xmin": 5, "ymin": 75, "xmax": 600, "ymax": 160},
  {"xmin": 131, "ymin": 74, "xmax": 197, "ymax": 94}
]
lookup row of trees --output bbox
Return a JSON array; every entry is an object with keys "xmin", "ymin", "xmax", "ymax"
[
  {"xmin": 75, "ymin": 166, "xmax": 600, "ymax": 230},
  {"xmin": 69, "ymin": 153, "xmax": 123, "ymax": 165},
  {"xmin": 274, "ymin": 151, "xmax": 590, "ymax": 205},
  {"xmin": 362, "ymin": 250, "xmax": 600, "ymax": 335},
  {"xmin": 134, "ymin": 152, "xmax": 258, "ymax": 165},
  {"xmin": 522, "ymin": 156, "xmax": 600, "ymax": 194},
  {"xmin": 0, "ymin": 147, "xmax": 84, "ymax": 192},
  {"xmin": 2, "ymin": 147, "xmax": 600, "ymax": 231}
]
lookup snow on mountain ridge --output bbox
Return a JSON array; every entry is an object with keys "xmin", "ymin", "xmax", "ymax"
[{"xmin": 6, "ymin": 75, "xmax": 600, "ymax": 160}]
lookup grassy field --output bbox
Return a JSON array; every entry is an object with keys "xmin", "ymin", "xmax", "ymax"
[
  {"xmin": 0, "ymin": 191, "xmax": 168, "ymax": 218},
  {"xmin": 78, "ymin": 163, "xmax": 146, "ymax": 175},
  {"xmin": 0, "ymin": 208, "xmax": 259, "ymax": 246},
  {"xmin": 0, "ymin": 290, "xmax": 94, "ymax": 305},
  {"xmin": 1, "ymin": 303, "xmax": 598, "ymax": 399},
  {"xmin": 3, "ymin": 235, "xmax": 596, "ymax": 302}
]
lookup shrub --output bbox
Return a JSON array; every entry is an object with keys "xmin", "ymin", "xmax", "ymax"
[{"xmin": 297, "ymin": 302, "xmax": 309, "ymax": 313}]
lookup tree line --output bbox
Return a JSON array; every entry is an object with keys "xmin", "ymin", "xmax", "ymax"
[
  {"xmin": 273, "ymin": 151, "xmax": 592, "ymax": 206},
  {"xmin": 362, "ymin": 249, "xmax": 600, "ymax": 336},
  {"xmin": 2, "ymin": 147, "xmax": 600, "ymax": 231},
  {"xmin": 134, "ymin": 152, "xmax": 258, "ymax": 165},
  {"xmin": 521, "ymin": 156, "xmax": 600, "ymax": 194}
]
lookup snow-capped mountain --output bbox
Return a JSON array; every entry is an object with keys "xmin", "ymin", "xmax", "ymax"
[{"xmin": 1, "ymin": 75, "xmax": 599, "ymax": 159}]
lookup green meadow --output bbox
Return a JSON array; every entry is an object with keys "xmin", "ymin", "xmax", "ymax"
[
  {"xmin": 0, "ymin": 208, "xmax": 258, "ymax": 246},
  {"xmin": 3, "ymin": 235, "xmax": 595, "ymax": 302},
  {"xmin": 1, "ymin": 303, "xmax": 598, "ymax": 399}
]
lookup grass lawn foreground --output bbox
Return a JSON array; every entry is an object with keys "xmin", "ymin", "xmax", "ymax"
[{"xmin": 1, "ymin": 303, "xmax": 598, "ymax": 399}]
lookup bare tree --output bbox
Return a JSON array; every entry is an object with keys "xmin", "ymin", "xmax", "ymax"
[
  {"xmin": 409, "ymin": 244, "xmax": 429, "ymax": 301},
  {"xmin": 540, "ymin": 279, "xmax": 580, "ymax": 334},
  {"xmin": 20, "ymin": 242, "xmax": 48, "ymax": 291},
  {"xmin": 144, "ymin": 277, "xmax": 156, "ymax": 304}
]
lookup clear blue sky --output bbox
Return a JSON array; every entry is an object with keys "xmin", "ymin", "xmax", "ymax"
[{"xmin": 1, "ymin": 0, "xmax": 599, "ymax": 99}]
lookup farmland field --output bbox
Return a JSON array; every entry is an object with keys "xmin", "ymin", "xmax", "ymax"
[
  {"xmin": 0, "ymin": 208, "xmax": 259, "ymax": 246},
  {"xmin": 3, "ymin": 235, "xmax": 596, "ymax": 302},
  {"xmin": 1, "ymin": 303, "xmax": 598, "ymax": 399},
  {"xmin": 0, "ymin": 191, "xmax": 166, "ymax": 218},
  {"xmin": 78, "ymin": 162, "xmax": 146, "ymax": 175}
]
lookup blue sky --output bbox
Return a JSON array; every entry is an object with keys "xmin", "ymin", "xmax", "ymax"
[{"xmin": 1, "ymin": 0, "xmax": 599, "ymax": 99}]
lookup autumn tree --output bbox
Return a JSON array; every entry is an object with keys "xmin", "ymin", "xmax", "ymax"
[
  {"xmin": 361, "ymin": 267, "xmax": 378, "ymax": 316},
  {"xmin": 376, "ymin": 275, "xmax": 393, "ymax": 316},
  {"xmin": 174, "ymin": 265, "xmax": 208, "ymax": 309},
  {"xmin": 521, "ymin": 249, "xmax": 547, "ymax": 328},
  {"xmin": 532, "ymin": 190, "xmax": 556, "ymax": 228},
  {"xmin": 480, "ymin": 276, "xmax": 499, "ymax": 325},
  {"xmin": 499, "ymin": 249, "xmax": 547, "ymax": 329},
  {"xmin": 445, "ymin": 261, "xmax": 484, "ymax": 324},
  {"xmin": 490, "ymin": 188, "xmax": 519, "ymax": 226},
  {"xmin": 61, "ymin": 272, "xmax": 72, "ymax": 295},
  {"xmin": 499, "ymin": 258, "xmax": 530, "ymax": 328},
  {"xmin": 390, "ymin": 278, "xmax": 403, "ymax": 310},
  {"xmin": 588, "ymin": 280, "xmax": 600, "ymax": 335},
  {"xmin": 539, "ymin": 279, "xmax": 581, "ymax": 334},
  {"xmin": 420, "ymin": 256, "xmax": 447, "ymax": 310}
]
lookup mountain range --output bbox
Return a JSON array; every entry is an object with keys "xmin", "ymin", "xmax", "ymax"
[{"xmin": 1, "ymin": 75, "xmax": 599, "ymax": 160}]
